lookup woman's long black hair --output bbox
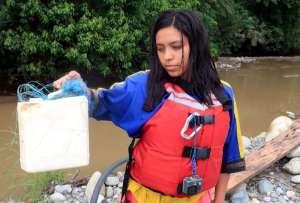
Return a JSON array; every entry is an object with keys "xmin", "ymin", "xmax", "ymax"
[{"xmin": 143, "ymin": 10, "xmax": 223, "ymax": 112}]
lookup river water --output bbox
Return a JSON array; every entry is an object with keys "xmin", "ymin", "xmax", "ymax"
[{"xmin": 0, "ymin": 58, "xmax": 299, "ymax": 199}]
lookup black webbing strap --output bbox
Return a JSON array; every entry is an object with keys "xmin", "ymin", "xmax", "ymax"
[
  {"xmin": 121, "ymin": 138, "xmax": 136, "ymax": 202},
  {"xmin": 182, "ymin": 146, "xmax": 211, "ymax": 160},
  {"xmin": 213, "ymin": 87, "xmax": 232, "ymax": 111},
  {"xmin": 188, "ymin": 115, "xmax": 214, "ymax": 128},
  {"xmin": 177, "ymin": 183, "xmax": 184, "ymax": 194}
]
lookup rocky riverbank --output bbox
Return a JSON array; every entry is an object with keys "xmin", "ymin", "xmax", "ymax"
[
  {"xmin": 229, "ymin": 129, "xmax": 300, "ymax": 203},
  {"xmin": 39, "ymin": 115, "xmax": 300, "ymax": 203}
]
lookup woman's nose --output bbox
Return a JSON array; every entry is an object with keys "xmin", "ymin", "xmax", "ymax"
[{"xmin": 164, "ymin": 48, "xmax": 173, "ymax": 61}]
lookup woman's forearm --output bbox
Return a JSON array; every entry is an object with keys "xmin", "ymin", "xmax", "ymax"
[{"xmin": 213, "ymin": 173, "xmax": 230, "ymax": 203}]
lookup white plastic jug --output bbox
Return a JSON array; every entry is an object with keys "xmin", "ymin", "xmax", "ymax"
[{"xmin": 17, "ymin": 96, "xmax": 89, "ymax": 173}]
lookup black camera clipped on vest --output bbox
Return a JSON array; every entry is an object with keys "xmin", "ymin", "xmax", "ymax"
[{"xmin": 181, "ymin": 175, "xmax": 202, "ymax": 195}]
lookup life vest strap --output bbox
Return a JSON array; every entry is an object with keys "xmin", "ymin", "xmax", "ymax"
[
  {"xmin": 188, "ymin": 114, "xmax": 214, "ymax": 128},
  {"xmin": 213, "ymin": 87, "xmax": 232, "ymax": 111},
  {"xmin": 182, "ymin": 146, "xmax": 211, "ymax": 160},
  {"xmin": 121, "ymin": 138, "xmax": 136, "ymax": 201}
]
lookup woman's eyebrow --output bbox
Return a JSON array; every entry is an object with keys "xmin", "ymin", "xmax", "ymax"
[
  {"xmin": 170, "ymin": 41, "xmax": 182, "ymax": 45},
  {"xmin": 156, "ymin": 40, "xmax": 182, "ymax": 46}
]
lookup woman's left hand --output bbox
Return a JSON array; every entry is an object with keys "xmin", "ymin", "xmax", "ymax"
[{"xmin": 53, "ymin": 70, "xmax": 82, "ymax": 89}]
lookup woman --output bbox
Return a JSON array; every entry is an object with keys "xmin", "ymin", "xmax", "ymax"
[{"xmin": 54, "ymin": 10, "xmax": 245, "ymax": 203}]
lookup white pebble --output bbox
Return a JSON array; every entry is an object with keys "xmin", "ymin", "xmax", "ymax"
[
  {"xmin": 283, "ymin": 157, "xmax": 300, "ymax": 175},
  {"xmin": 276, "ymin": 187, "xmax": 284, "ymax": 194},
  {"xmin": 106, "ymin": 175, "xmax": 120, "ymax": 186},
  {"xmin": 55, "ymin": 184, "xmax": 72, "ymax": 194},
  {"xmin": 106, "ymin": 186, "xmax": 114, "ymax": 198},
  {"xmin": 291, "ymin": 175, "xmax": 300, "ymax": 184},
  {"xmin": 117, "ymin": 171, "xmax": 124, "ymax": 181},
  {"xmin": 49, "ymin": 192, "xmax": 66, "ymax": 202},
  {"xmin": 287, "ymin": 146, "xmax": 300, "ymax": 158},
  {"xmin": 97, "ymin": 194, "xmax": 104, "ymax": 203},
  {"xmin": 113, "ymin": 187, "xmax": 122, "ymax": 196},
  {"xmin": 251, "ymin": 198, "xmax": 261, "ymax": 203},
  {"xmin": 242, "ymin": 136, "xmax": 251, "ymax": 149},
  {"xmin": 118, "ymin": 182, "xmax": 123, "ymax": 188},
  {"xmin": 286, "ymin": 191, "xmax": 295, "ymax": 198}
]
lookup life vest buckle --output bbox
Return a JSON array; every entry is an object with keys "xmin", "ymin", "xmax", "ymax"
[
  {"xmin": 182, "ymin": 146, "xmax": 211, "ymax": 160},
  {"xmin": 188, "ymin": 114, "xmax": 215, "ymax": 128},
  {"xmin": 181, "ymin": 112, "xmax": 202, "ymax": 140}
]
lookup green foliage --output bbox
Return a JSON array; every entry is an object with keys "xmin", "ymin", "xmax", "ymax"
[
  {"xmin": 243, "ymin": 0, "xmax": 300, "ymax": 54},
  {"xmin": 0, "ymin": 0, "xmax": 299, "ymax": 87},
  {"xmin": 21, "ymin": 171, "xmax": 64, "ymax": 202},
  {"xmin": 201, "ymin": 0, "xmax": 256, "ymax": 55},
  {"xmin": 0, "ymin": 0, "xmax": 97, "ymax": 83}
]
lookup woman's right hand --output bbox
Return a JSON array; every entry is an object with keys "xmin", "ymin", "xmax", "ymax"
[{"xmin": 53, "ymin": 70, "xmax": 82, "ymax": 89}]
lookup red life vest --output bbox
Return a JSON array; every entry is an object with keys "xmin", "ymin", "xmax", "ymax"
[{"xmin": 130, "ymin": 83, "xmax": 230, "ymax": 197}]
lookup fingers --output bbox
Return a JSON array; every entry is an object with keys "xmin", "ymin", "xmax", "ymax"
[{"xmin": 53, "ymin": 70, "xmax": 82, "ymax": 89}]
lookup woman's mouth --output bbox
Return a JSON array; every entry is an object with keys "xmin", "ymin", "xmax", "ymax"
[{"xmin": 165, "ymin": 65, "xmax": 180, "ymax": 70}]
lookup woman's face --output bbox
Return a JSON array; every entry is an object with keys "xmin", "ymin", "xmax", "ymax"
[{"xmin": 156, "ymin": 26, "xmax": 190, "ymax": 78}]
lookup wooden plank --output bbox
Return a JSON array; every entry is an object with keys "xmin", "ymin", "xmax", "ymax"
[{"xmin": 227, "ymin": 121, "xmax": 300, "ymax": 193}]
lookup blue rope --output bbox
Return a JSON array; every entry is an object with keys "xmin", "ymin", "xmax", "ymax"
[
  {"xmin": 17, "ymin": 81, "xmax": 51, "ymax": 102},
  {"xmin": 49, "ymin": 79, "xmax": 88, "ymax": 100},
  {"xmin": 17, "ymin": 79, "xmax": 88, "ymax": 102},
  {"xmin": 192, "ymin": 116, "xmax": 198, "ymax": 176}
]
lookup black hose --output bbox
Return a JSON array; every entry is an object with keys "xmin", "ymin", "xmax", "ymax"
[{"xmin": 90, "ymin": 157, "xmax": 129, "ymax": 203}]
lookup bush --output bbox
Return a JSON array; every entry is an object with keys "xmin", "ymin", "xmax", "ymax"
[
  {"xmin": 242, "ymin": 0, "xmax": 300, "ymax": 55},
  {"xmin": 0, "ymin": 0, "xmax": 299, "ymax": 88},
  {"xmin": 0, "ymin": 0, "xmax": 200, "ymax": 85},
  {"xmin": 0, "ymin": 0, "xmax": 106, "ymax": 84}
]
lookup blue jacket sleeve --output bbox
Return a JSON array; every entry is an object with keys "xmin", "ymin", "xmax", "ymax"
[
  {"xmin": 221, "ymin": 82, "xmax": 246, "ymax": 173},
  {"xmin": 90, "ymin": 71, "xmax": 151, "ymax": 137}
]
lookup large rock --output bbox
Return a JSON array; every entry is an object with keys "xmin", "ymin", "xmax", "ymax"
[
  {"xmin": 230, "ymin": 190, "xmax": 250, "ymax": 203},
  {"xmin": 230, "ymin": 183, "xmax": 250, "ymax": 203},
  {"xmin": 283, "ymin": 157, "xmax": 300, "ymax": 174},
  {"xmin": 54, "ymin": 184, "xmax": 72, "ymax": 194},
  {"xmin": 291, "ymin": 175, "xmax": 300, "ymax": 183},
  {"xmin": 287, "ymin": 145, "xmax": 300, "ymax": 158},
  {"xmin": 105, "ymin": 175, "xmax": 120, "ymax": 186},
  {"xmin": 268, "ymin": 116, "xmax": 293, "ymax": 132},
  {"xmin": 266, "ymin": 116, "xmax": 293, "ymax": 142},
  {"xmin": 257, "ymin": 179, "xmax": 273, "ymax": 194},
  {"xmin": 49, "ymin": 192, "xmax": 66, "ymax": 202}
]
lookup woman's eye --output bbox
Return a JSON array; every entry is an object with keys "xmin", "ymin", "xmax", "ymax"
[
  {"xmin": 173, "ymin": 45, "xmax": 182, "ymax": 50},
  {"xmin": 157, "ymin": 48, "xmax": 164, "ymax": 52}
]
